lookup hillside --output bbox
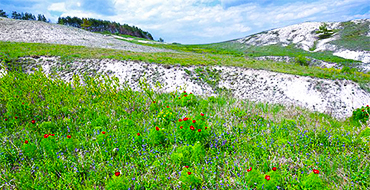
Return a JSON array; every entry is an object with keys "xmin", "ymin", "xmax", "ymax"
[
  {"xmin": 0, "ymin": 18, "xmax": 370, "ymax": 190},
  {"xmin": 235, "ymin": 19, "xmax": 370, "ymax": 66}
]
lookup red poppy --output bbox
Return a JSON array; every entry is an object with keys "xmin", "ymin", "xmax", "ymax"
[
  {"xmin": 205, "ymin": 126, "xmax": 207, "ymax": 129},
  {"xmin": 137, "ymin": 133, "xmax": 140, "ymax": 136},
  {"xmin": 67, "ymin": 135, "xmax": 71, "ymax": 139},
  {"xmin": 363, "ymin": 109, "xmax": 365, "ymax": 112},
  {"xmin": 185, "ymin": 166, "xmax": 189, "ymax": 168},
  {"xmin": 201, "ymin": 113, "xmax": 204, "ymax": 116},
  {"xmin": 49, "ymin": 133, "xmax": 51, "ymax": 135},
  {"xmin": 31, "ymin": 119, "xmax": 35, "ymax": 124},
  {"xmin": 198, "ymin": 129, "xmax": 201, "ymax": 132},
  {"xmin": 15, "ymin": 116, "xmax": 18, "ymax": 119},
  {"xmin": 115, "ymin": 172, "xmax": 120, "ymax": 177},
  {"xmin": 187, "ymin": 172, "xmax": 191, "ymax": 175},
  {"xmin": 178, "ymin": 119, "xmax": 182, "ymax": 122},
  {"xmin": 51, "ymin": 134, "xmax": 55, "ymax": 136},
  {"xmin": 178, "ymin": 97, "xmax": 181, "ymax": 99},
  {"xmin": 265, "ymin": 175, "xmax": 270, "ymax": 181},
  {"xmin": 184, "ymin": 91, "xmax": 186, "ymax": 93},
  {"xmin": 272, "ymin": 167, "xmax": 277, "ymax": 171},
  {"xmin": 183, "ymin": 117, "xmax": 188, "ymax": 121},
  {"xmin": 192, "ymin": 120, "xmax": 196, "ymax": 123},
  {"xmin": 247, "ymin": 167, "xmax": 252, "ymax": 172},
  {"xmin": 190, "ymin": 126, "xmax": 195, "ymax": 130},
  {"xmin": 44, "ymin": 134, "xmax": 49, "ymax": 138},
  {"xmin": 367, "ymin": 105, "xmax": 369, "ymax": 107},
  {"xmin": 155, "ymin": 126, "xmax": 159, "ymax": 131},
  {"xmin": 313, "ymin": 169, "xmax": 319, "ymax": 174},
  {"xmin": 102, "ymin": 131, "xmax": 106, "ymax": 134},
  {"xmin": 25, "ymin": 140, "xmax": 28, "ymax": 144},
  {"xmin": 167, "ymin": 106, "xmax": 169, "ymax": 108},
  {"xmin": 153, "ymin": 101, "xmax": 156, "ymax": 104},
  {"xmin": 22, "ymin": 102, "xmax": 24, "ymax": 105},
  {"xmin": 190, "ymin": 93, "xmax": 192, "ymax": 94},
  {"xmin": 5, "ymin": 119, "xmax": 7, "ymax": 121},
  {"xmin": 184, "ymin": 95, "xmax": 187, "ymax": 97},
  {"xmin": 180, "ymin": 126, "xmax": 183, "ymax": 129}
]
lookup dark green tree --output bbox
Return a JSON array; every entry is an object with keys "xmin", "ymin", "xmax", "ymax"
[
  {"xmin": 37, "ymin": 14, "xmax": 47, "ymax": 22},
  {"xmin": 0, "ymin": 10, "xmax": 7, "ymax": 18},
  {"xmin": 11, "ymin": 11, "xmax": 21, "ymax": 19},
  {"xmin": 316, "ymin": 23, "xmax": 334, "ymax": 39}
]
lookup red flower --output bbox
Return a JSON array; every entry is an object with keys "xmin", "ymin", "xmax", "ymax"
[
  {"xmin": 363, "ymin": 109, "xmax": 365, "ymax": 112},
  {"xmin": 272, "ymin": 167, "xmax": 277, "ymax": 171},
  {"xmin": 51, "ymin": 134, "xmax": 55, "ymax": 136},
  {"xmin": 153, "ymin": 101, "xmax": 156, "ymax": 104},
  {"xmin": 167, "ymin": 106, "xmax": 169, "ymax": 108},
  {"xmin": 183, "ymin": 117, "xmax": 188, "ymax": 121},
  {"xmin": 201, "ymin": 113, "xmax": 204, "ymax": 116},
  {"xmin": 22, "ymin": 102, "xmax": 24, "ymax": 105},
  {"xmin": 155, "ymin": 126, "xmax": 159, "ymax": 131},
  {"xmin": 178, "ymin": 119, "xmax": 182, "ymax": 122},
  {"xmin": 184, "ymin": 91, "xmax": 186, "ymax": 93},
  {"xmin": 44, "ymin": 134, "xmax": 49, "ymax": 138},
  {"xmin": 25, "ymin": 140, "xmax": 28, "ymax": 144},
  {"xmin": 205, "ymin": 126, "xmax": 207, "ymax": 129},
  {"xmin": 184, "ymin": 95, "xmax": 187, "ymax": 97},
  {"xmin": 265, "ymin": 175, "xmax": 270, "ymax": 181},
  {"xmin": 185, "ymin": 166, "xmax": 189, "ymax": 168},
  {"xmin": 313, "ymin": 169, "xmax": 319, "ymax": 174},
  {"xmin": 367, "ymin": 105, "xmax": 369, "ymax": 107},
  {"xmin": 15, "ymin": 116, "xmax": 18, "ymax": 119},
  {"xmin": 137, "ymin": 133, "xmax": 140, "ymax": 136},
  {"xmin": 187, "ymin": 172, "xmax": 191, "ymax": 175},
  {"xmin": 192, "ymin": 120, "xmax": 196, "ymax": 123},
  {"xmin": 190, "ymin": 93, "xmax": 192, "ymax": 94},
  {"xmin": 115, "ymin": 172, "xmax": 120, "ymax": 177},
  {"xmin": 190, "ymin": 126, "xmax": 195, "ymax": 130},
  {"xmin": 180, "ymin": 126, "xmax": 183, "ymax": 129},
  {"xmin": 102, "ymin": 131, "xmax": 106, "ymax": 134},
  {"xmin": 31, "ymin": 119, "xmax": 35, "ymax": 124},
  {"xmin": 5, "ymin": 118, "xmax": 7, "ymax": 121},
  {"xmin": 247, "ymin": 167, "xmax": 252, "ymax": 172},
  {"xmin": 178, "ymin": 97, "xmax": 181, "ymax": 99},
  {"xmin": 67, "ymin": 135, "xmax": 71, "ymax": 139},
  {"xmin": 198, "ymin": 129, "xmax": 201, "ymax": 132}
]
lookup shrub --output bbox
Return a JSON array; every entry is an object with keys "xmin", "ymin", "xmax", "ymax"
[
  {"xmin": 295, "ymin": 55, "xmax": 310, "ymax": 66},
  {"xmin": 351, "ymin": 105, "xmax": 370, "ymax": 125}
]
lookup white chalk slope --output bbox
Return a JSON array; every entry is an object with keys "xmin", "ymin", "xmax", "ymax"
[{"xmin": 236, "ymin": 19, "xmax": 370, "ymax": 63}]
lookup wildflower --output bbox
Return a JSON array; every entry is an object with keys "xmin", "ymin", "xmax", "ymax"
[
  {"xmin": 272, "ymin": 167, "xmax": 277, "ymax": 171},
  {"xmin": 25, "ymin": 140, "xmax": 28, "ymax": 144},
  {"xmin": 15, "ymin": 116, "xmax": 18, "ymax": 119},
  {"xmin": 137, "ymin": 133, "xmax": 140, "ymax": 136},
  {"xmin": 156, "ymin": 126, "xmax": 160, "ymax": 131},
  {"xmin": 185, "ymin": 166, "xmax": 189, "ymax": 168},
  {"xmin": 362, "ymin": 109, "xmax": 365, "ymax": 112},
  {"xmin": 183, "ymin": 117, "xmax": 189, "ymax": 121},
  {"xmin": 247, "ymin": 167, "xmax": 252, "ymax": 172},
  {"xmin": 179, "ymin": 119, "xmax": 182, "ymax": 122},
  {"xmin": 51, "ymin": 134, "xmax": 55, "ymax": 136},
  {"xmin": 44, "ymin": 134, "xmax": 49, "ymax": 138},
  {"xmin": 102, "ymin": 131, "xmax": 106, "ymax": 134},
  {"xmin": 265, "ymin": 175, "xmax": 270, "ymax": 181},
  {"xmin": 190, "ymin": 126, "xmax": 195, "ymax": 131},
  {"xmin": 180, "ymin": 126, "xmax": 183, "ymax": 129},
  {"xmin": 201, "ymin": 113, "xmax": 204, "ymax": 116},
  {"xmin": 313, "ymin": 169, "xmax": 319, "ymax": 174},
  {"xmin": 153, "ymin": 101, "xmax": 156, "ymax": 103},
  {"xmin": 4, "ymin": 119, "xmax": 7, "ymax": 121},
  {"xmin": 67, "ymin": 135, "xmax": 71, "ymax": 139},
  {"xmin": 192, "ymin": 120, "xmax": 196, "ymax": 123},
  {"xmin": 184, "ymin": 95, "xmax": 187, "ymax": 97},
  {"xmin": 31, "ymin": 120, "xmax": 35, "ymax": 124},
  {"xmin": 115, "ymin": 172, "xmax": 120, "ymax": 176},
  {"xmin": 167, "ymin": 106, "xmax": 169, "ymax": 108},
  {"xmin": 188, "ymin": 172, "xmax": 191, "ymax": 175},
  {"xmin": 22, "ymin": 102, "xmax": 24, "ymax": 105},
  {"xmin": 178, "ymin": 97, "xmax": 181, "ymax": 99},
  {"xmin": 198, "ymin": 129, "xmax": 201, "ymax": 132},
  {"xmin": 184, "ymin": 91, "xmax": 186, "ymax": 93},
  {"xmin": 367, "ymin": 105, "xmax": 369, "ymax": 107},
  {"xmin": 205, "ymin": 126, "xmax": 207, "ymax": 129}
]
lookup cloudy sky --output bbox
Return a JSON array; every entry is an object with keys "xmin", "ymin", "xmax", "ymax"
[{"xmin": 1, "ymin": 0, "xmax": 369, "ymax": 44}]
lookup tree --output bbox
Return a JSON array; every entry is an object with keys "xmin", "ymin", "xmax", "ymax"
[
  {"xmin": 158, "ymin": 38, "xmax": 164, "ymax": 42},
  {"xmin": 0, "ymin": 10, "xmax": 7, "ymax": 18},
  {"xmin": 316, "ymin": 23, "xmax": 334, "ymax": 39},
  {"xmin": 11, "ymin": 11, "xmax": 21, "ymax": 19},
  {"xmin": 81, "ymin": 18, "xmax": 91, "ymax": 30},
  {"xmin": 37, "ymin": 14, "xmax": 47, "ymax": 22}
]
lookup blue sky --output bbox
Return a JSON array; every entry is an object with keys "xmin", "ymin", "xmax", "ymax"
[{"xmin": 1, "ymin": 0, "xmax": 369, "ymax": 44}]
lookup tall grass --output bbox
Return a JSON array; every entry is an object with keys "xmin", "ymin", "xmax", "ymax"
[{"xmin": 0, "ymin": 63, "xmax": 369, "ymax": 189}]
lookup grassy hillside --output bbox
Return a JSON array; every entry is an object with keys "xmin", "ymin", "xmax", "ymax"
[{"xmin": 0, "ymin": 41, "xmax": 370, "ymax": 189}]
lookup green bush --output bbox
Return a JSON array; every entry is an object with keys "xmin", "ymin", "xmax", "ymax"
[
  {"xmin": 295, "ymin": 55, "xmax": 310, "ymax": 66},
  {"xmin": 351, "ymin": 105, "xmax": 370, "ymax": 124}
]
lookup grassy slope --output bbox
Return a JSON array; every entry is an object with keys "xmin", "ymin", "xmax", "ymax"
[{"xmin": 0, "ymin": 39, "xmax": 370, "ymax": 189}]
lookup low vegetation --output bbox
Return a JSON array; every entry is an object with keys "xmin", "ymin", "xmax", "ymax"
[{"xmin": 0, "ymin": 39, "xmax": 370, "ymax": 189}]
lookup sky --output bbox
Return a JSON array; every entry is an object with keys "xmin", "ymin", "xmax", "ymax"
[{"xmin": 1, "ymin": 0, "xmax": 369, "ymax": 44}]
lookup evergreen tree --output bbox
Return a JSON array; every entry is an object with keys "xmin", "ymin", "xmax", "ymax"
[
  {"xmin": 0, "ymin": 10, "xmax": 7, "ymax": 18},
  {"xmin": 11, "ymin": 11, "xmax": 21, "ymax": 19},
  {"xmin": 37, "ymin": 14, "xmax": 47, "ymax": 22},
  {"xmin": 81, "ymin": 18, "xmax": 91, "ymax": 30},
  {"xmin": 316, "ymin": 23, "xmax": 334, "ymax": 39}
]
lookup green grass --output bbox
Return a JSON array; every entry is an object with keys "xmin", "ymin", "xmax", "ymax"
[
  {"xmin": 329, "ymin": 21, "xmax": 370, "ymax": 51},
  {"xmin": 1, "ymin": 40, "xmax": 370, "ymax": 189},
  {"xmin": 0, "ymin": 64, "xmax": 369, "ymax": 189}
]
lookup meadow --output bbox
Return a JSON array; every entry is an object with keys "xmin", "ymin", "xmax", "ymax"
[{"xmin": 0, "ymin": 40, "xmax": 370, "ymax": 189}]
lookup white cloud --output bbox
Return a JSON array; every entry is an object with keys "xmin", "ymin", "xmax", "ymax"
[{"xmin": 47, "ymin": 2, "xmax": 67, "ymax": 12}]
